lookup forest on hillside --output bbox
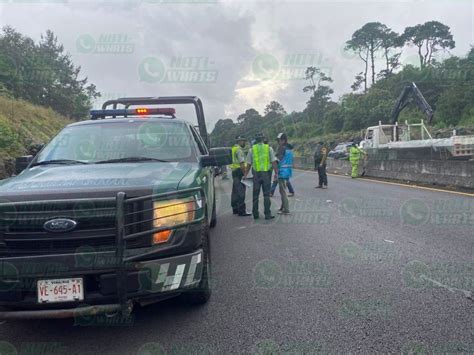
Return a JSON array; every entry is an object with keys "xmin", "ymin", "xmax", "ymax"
[
  {"xmin": 211, "ymin": 21, "xmax": 474, "ymax": 148},
  {"xmin": 0, "ymin": 26, "xmax": 99, "ymax": 120}
]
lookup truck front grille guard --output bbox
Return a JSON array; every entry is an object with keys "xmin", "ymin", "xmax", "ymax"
[{"xmin": 115, "ymin": 187, "xmax": 206, "ymax": 313}]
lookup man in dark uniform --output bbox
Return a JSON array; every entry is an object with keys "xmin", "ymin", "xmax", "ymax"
[
  {"xmin": 230, "ymin": 136, "xmax": 251, "ymax": 216},
  {"xmin": 314, "ymin": 141, "xmax": 328, "ymax": 189}
]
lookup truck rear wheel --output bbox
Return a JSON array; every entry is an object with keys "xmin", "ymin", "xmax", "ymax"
[{"xmin": 181, "ymin": 222, "xmax": 211, "ymax": 305}]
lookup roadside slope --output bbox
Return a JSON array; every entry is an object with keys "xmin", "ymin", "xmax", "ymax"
[{"xmin": 0, "ymin": 96, "xmax": 73, "ymax": 177}]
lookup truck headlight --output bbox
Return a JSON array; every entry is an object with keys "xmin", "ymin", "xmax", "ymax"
[{"xmin": 152, "ymin": 197, "xmax": 196, "ymax": 244}]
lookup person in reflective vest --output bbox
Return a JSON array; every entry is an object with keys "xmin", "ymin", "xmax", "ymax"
[
  {"xmin": 244, "ymin": 132, "xmax": 279, "ymax": 220},
  {"xmin": 349, "ymin": 140, "xmax": 366, "ymax": 178},
  {"xmin": 230, "ymin": 136, "xmax": 251, "ymax": 216},
  {"xmin": 276, "ymin": 133, "xmax": 293, "ymax": 214}
]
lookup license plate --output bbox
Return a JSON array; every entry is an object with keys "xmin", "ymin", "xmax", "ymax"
[{"xmin": 37, "ymin": 278, "xmax": 84, "ymax": 304}]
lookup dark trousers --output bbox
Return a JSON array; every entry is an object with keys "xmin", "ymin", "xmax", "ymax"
[
  {"xmin": 231, "ymin": 169, "xmax": 246, "ymax": 214},
  {"xmin": 317, "ymin": 164, "xmax": 328, "ymax": 187},
  {"xmin": 271, "ymin": 179, "xmax": 294, "ymax": 195},
  {"xmin": 252, "ymin": 171, "xmax": 272, "ymax": 217}
]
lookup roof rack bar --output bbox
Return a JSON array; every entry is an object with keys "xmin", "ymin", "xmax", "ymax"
[{"xmin": 101, "ymin": 96, "xmax": 209, "ymax": 146}]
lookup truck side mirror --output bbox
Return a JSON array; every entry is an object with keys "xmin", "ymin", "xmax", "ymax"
[
  {"xmin": 201, "ymin": 148, "xmax": 232, "ymax": 167},
  {"xmin": 15, "ymin": 155, "xmax": 33, "ymax": 175}
]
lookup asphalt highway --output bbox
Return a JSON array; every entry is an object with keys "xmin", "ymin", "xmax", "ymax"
[{"xmin": 0, "ymin": 170, "xmax": 472, "ymax": 354}]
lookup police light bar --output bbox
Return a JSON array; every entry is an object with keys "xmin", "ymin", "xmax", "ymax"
[{"xmin": 90, "ymin": 108, "xmax": 176, "ymax": 119}]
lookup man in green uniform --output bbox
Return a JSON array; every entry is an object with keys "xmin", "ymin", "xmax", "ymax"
[
  {"xmin": 349, "ymin": 140, "xmax": 366, "ymax": 178},
  {"xmin": 231, "ymin": 136, "xmax": 251, "ymax": 216},
  {"xmin": 244, "ymin": 133, "xmax": 279, "ymax": 220}
]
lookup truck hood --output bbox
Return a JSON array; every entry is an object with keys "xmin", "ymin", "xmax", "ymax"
[{"xmin": 0, "ymin": 162, "xmax": 194, "ymax": 199}]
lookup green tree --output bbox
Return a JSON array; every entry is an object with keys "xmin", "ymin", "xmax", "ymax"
[
  {"xmin": 264, "ymin": 101, "xmax": 286, "ymax": 117},
  {"xmin": 401, "ymin": 21, "xmax": 455, "ymax": 68},
  {"xmin": 345, "ymin": 22, "xmax": 390, "ymax": 90},
  {"xmin": 378, "ymin": 29, "xmax": 403, "ymax": 79},
  {"xmin": 303, "ymin": 66, "xmax": 332, "ymax": 94},
  {"xmin": 0, "ymin": 26, "xmax": 100, "ymax": 119}
]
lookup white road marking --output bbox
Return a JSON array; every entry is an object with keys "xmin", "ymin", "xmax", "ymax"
[{"xmin": 384, "ymin": 239, "xmax": 395, "ymax": 243}]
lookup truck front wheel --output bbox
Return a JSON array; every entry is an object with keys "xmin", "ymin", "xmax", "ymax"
[
  {"xmin": 209, "ymin": 193, "xmax": 217, "ymax": 228},
  {"xmin": 181, "ymin": 222, "xmax": 211, "ymax": 305}
]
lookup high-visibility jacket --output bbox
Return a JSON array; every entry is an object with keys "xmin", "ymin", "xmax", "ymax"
[
  {"xmin": 231, "ymin": 144, "xmax": 243, "ymax": 170},
  {"xmin": 349, "ymin": 146, "xmax": 363, "ymax": 162},
  {"xmin": 279, "ymin": 148, "xmax": 293, "ymax": 179},
  {"xmin": 252, "ymin": 143, "xmax": 271, "ymax": 172}
]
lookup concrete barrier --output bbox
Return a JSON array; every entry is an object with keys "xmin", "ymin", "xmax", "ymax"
[{"xmin": 293, "ymin": 156, "xmax": 474, "ymax": 189}]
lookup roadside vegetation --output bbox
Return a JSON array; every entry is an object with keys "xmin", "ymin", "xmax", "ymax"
[
  {"xmin": 0, "ymin": 96, "xmax": 72, "ymax": 161},
  {"xmin": 0, "ymin": 26, "xmax": 99, "ymax": 120},
  {"xmin": 211, "ymin": 21, "xmax": 474, "ymax": 153}
]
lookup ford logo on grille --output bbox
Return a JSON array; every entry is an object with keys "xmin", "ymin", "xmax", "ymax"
[{"xmin": 43, "ymin": 218, "xmax": 77, "ymax": 233}]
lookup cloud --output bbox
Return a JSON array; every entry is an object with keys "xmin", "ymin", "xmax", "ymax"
[{"xmin": 0, "ymin": 0, "xmax": 472, "ymax": 129}]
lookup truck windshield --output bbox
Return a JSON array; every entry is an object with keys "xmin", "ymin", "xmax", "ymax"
[{"xmin": 36, "ymin": 120, "xmax": 196, "ymax": 164}]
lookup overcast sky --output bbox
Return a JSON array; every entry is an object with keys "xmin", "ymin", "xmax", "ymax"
[{"xmin": 0, "ymin": 0, "xmax": 472, "ymax": 128}]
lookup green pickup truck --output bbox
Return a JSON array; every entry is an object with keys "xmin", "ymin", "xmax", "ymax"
[{"xmin": 0, "ymin": 96, "xmax": 231, "ymax": 319}]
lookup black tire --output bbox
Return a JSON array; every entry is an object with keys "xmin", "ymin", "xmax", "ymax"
[
  {"xmin": 181, "ymin": 222, "xmax": 211, "ymax": 305},
  {"xmin": 209, "ymin": 193, "xmax": 217, "ymax": 228}
]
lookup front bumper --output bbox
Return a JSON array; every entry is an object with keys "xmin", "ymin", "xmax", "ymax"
[{"xmin": 0, "ymin": 249, "xmax": 203, "ymax": 319}]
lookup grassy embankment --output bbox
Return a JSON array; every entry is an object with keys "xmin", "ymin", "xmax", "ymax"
[{"xmin": 0, "ymin": 96, "xmax": 72, "ymax": 177}]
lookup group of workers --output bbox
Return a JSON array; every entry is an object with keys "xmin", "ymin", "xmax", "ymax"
[
  {"xmin": 230, "ymin": 132, "xmax": 293, "ymax": 219},
  {"xmin": 229, "ymin": 133, "xmax": 367, "ymax": 219}
]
